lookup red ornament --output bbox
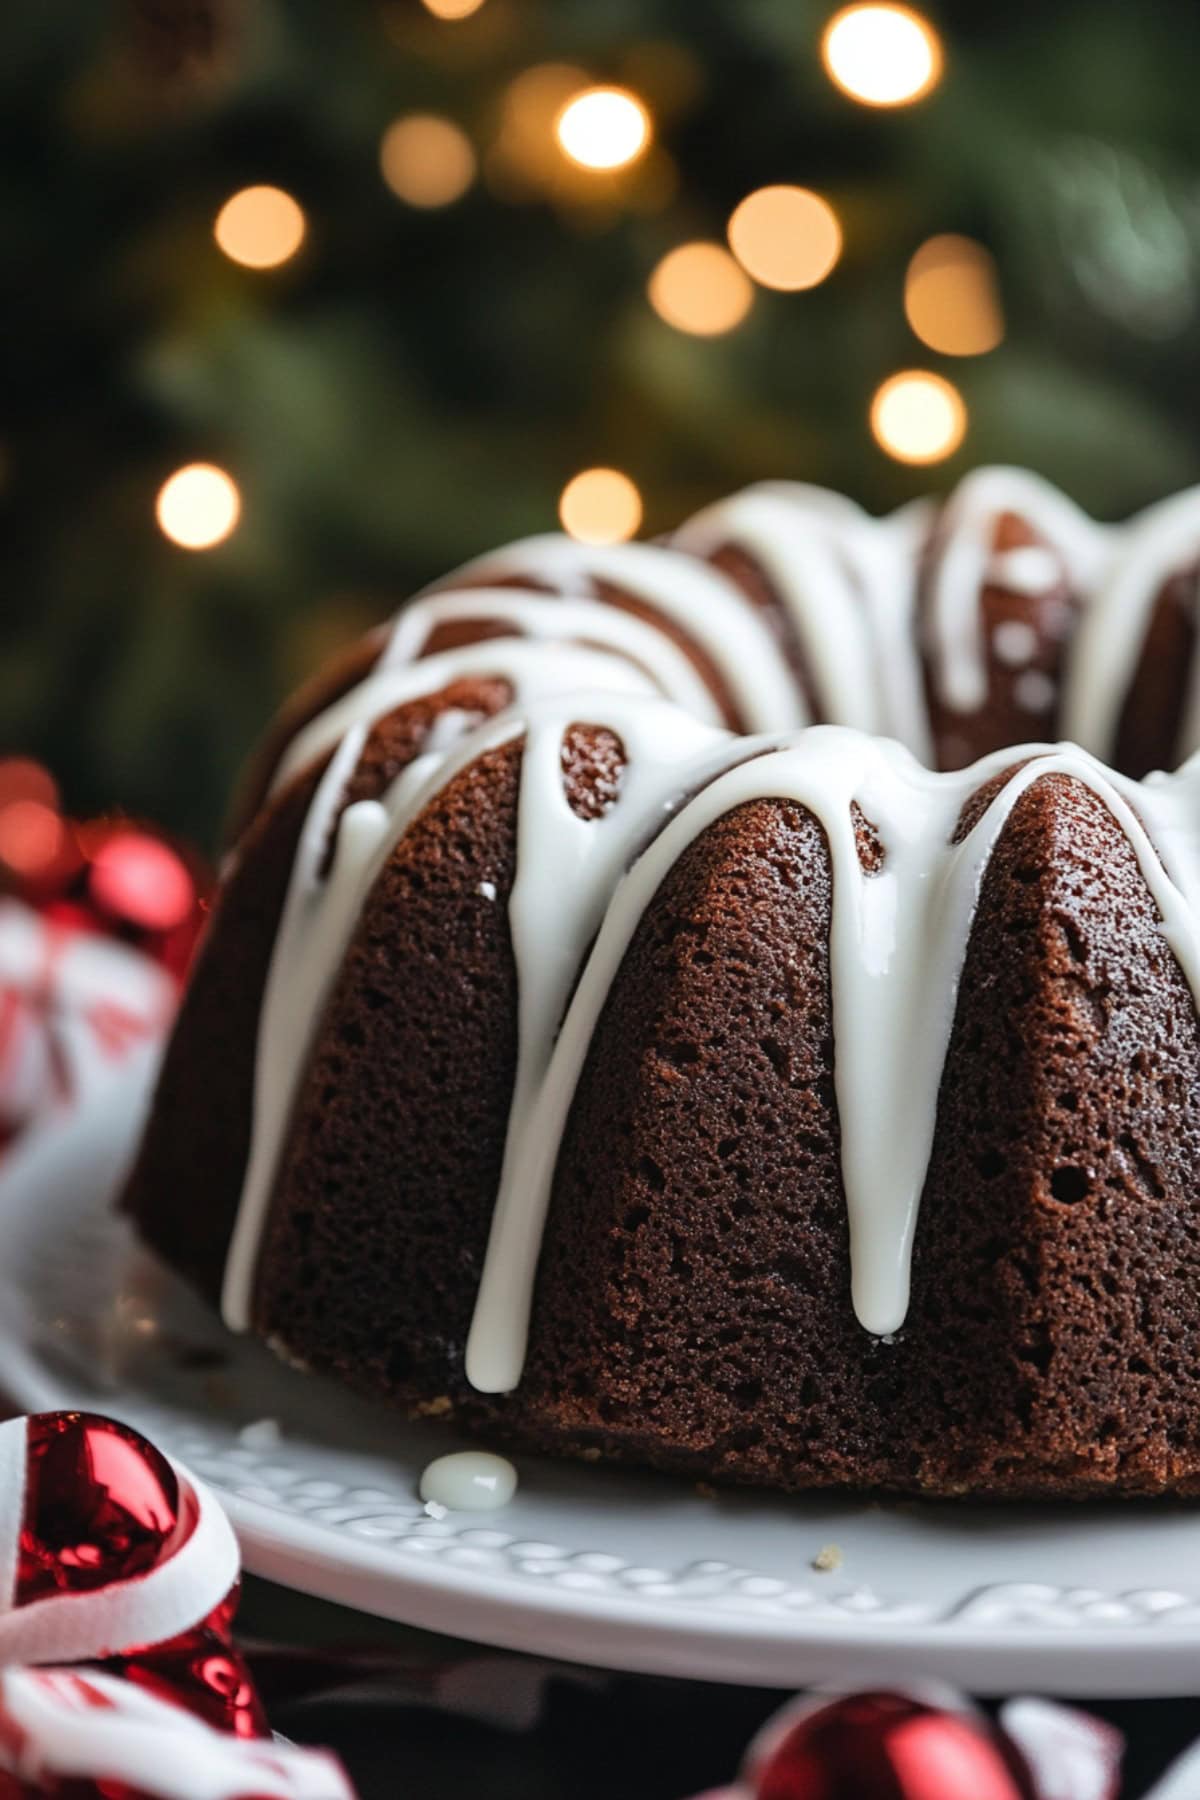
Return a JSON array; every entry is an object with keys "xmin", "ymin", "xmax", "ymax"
[
  {"xmin": 0, "ymin": 757, "xmax": 210, "ymax": 983},
  {"xmin": 13, "ymin": 1414, "xmax": 265, "ymax": 1739},
  {"xmin": 751, "ymin": 1692, "xmax": 1037, "ymax": 1800},
  {"xmin": 111, "ymin": 1593, "xmax": 266, "ymax": 1739},
  {"xmin": 89, "ymin": 832, "xmax": 198, "ymax": 936},
  {"xmin": 19, "ymin": 1413, "xmax": 190, "ymax": 1603}
]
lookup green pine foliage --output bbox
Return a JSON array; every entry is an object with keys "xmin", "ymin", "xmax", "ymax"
[{"xmin": 3, "ymin": 0, "xmax": 1200, "ymax": 841}]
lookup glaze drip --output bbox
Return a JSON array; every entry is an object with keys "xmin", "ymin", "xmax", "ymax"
[{"xmin": 218, "ymin": 469, "xmax": 1200, "ymax": 1387}]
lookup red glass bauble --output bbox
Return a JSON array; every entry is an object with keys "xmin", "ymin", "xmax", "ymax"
[
  {"xmin": 88, "ymin": 832, "xmax": 197, "ymax": 936},
  {"xmin": 752, "ymin": 1693, "xmax": 1037, "ymax": 1800},
  {"xmin": 18, "ymin": 1413, "xmax": 192, "ymax": 1605},
  {"xmin": 113, "ymin": 1584, "xmax": 267, "ymax": 1739}
]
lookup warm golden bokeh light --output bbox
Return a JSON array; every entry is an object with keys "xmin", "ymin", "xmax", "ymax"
[
  {"xmin": 420, "ymin": 0, "xmax": 486, "ymax": 16},
  {"xmin": 648, "ymin": 242, "xmax": 754, "ymax": 336},
  {"xmin": 822, "ymin": 4, "xmax": 943, "ymax": 107},
  {"xmin": 870, "ymin": 371, "xmax": 966, "ymax": 464},
  {"xmin": 559, "ymin": 468, "xmax": 643, "ymax": 544},
  {"xmin": 380, "ymin": 114, "xmax": 477, "ymax": 208},
  {"xmin": 554, "ymin": 87, "xmax": 651, "ymax": 171},
  {"xmin": 156, "ymin": 464, "xmax": 241, "ymax": 550},
  {"xmin": 727, "ymin": 185, "xmax": 842, "ymax": 292},
  {"xmin": 904, "ymin": 234, "xmax": 1005, "ymax": 356},
  {"xmin": 214, "ymin": 186, "xmax": 306, "ymax": 269}
]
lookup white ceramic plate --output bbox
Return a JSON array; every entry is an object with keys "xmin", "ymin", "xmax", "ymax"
[{"xmin": 4, "ymin": 1066, "xmax": 1200, "ymax": 1696}]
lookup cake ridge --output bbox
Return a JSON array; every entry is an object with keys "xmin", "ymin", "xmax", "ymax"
[
  {"xmin": 224, "ymin": 658, "xmax": 1200, "ymax": 1389},
  {"xmin": 221, "ymin": 687, "xmax": 727, "ymax": 1335},
  {"xmin": 124, "ymin": 466, "xmax": 1200, "ymax": 1497}
]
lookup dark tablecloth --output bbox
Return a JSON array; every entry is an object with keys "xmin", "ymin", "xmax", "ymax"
[{"xmin": 240, "ymin": 1578, "xmax": 1200, "ymax": 1798}]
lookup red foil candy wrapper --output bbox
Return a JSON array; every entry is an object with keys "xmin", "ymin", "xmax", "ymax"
[
  {"xmin": 752, "ymin": 1691, "xmax": 1037, "ymax": 1800},
  {"xmin": 1, "ymin": 1414, "xmax": 261, "ymax": 1738},
  {"xmin": 20, "ymin": 1412, "xmax": 192, "ymax": 1601}
]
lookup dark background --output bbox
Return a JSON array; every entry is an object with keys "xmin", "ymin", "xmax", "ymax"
[{"xmin": 6, "ymin": 0, "xmax": 1200, "ymax": 843}]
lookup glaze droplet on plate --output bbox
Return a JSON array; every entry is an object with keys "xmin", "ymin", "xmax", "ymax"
[{"xmin": 419, "ymin": 1451, "xmax": 518, "ymax": 1512}]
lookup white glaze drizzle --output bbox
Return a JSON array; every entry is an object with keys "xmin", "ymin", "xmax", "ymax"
[
  {"xmin": 222, "ymin": 688, "xmax": 724, "ymax": 1334},
  {"xmin": 464, "ymin": 727, "xmax": 1200, "ymax": 1386},
  {"xmin": 673, "ymin": 481, "xmax": 935, "ymax": 761},
  {"xmin": 1061, "ymin": 485, "xmax": 1200, "ymax": 765},
  {"xmin": 430, "ymin": 534, "xmax": 806, "ymax": 733},
  {"xmin": 382, "ymin": 587, "xmax": 727, "ymax": 725},
  {"xmin": 217, "ymin": 476, "xmax": 1200, "ymax": 1375},
  {"xmin": 419, "ymin": 1451, "xmax": 518, "ymax": 1512},
  {"xmin": 462, "ymin": 699, "xmax": 732, "ymax": 1388},
  {"xmin": 270, "ymin": 619, "xmax": 690, "ymax": 798},
  {"xmin": 223, "ymin": 645, "xmax": 663, "ymax": 1333},
  {"xmin": 923, "ymin": 466, "xmax": 1113, "ymax": 715}
]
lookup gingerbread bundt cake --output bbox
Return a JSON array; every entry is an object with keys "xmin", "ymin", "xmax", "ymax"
[{"xmin": 126, "ymin": 467, "xmax": 1200, "ymax": 1497}]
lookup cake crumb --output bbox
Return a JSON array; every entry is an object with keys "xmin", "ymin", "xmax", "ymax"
[
  {"xmin": 578, "ymin": 1447, "xmax": 603, "ymax": 1463},
  {"xmin": 412, "ymin": 1395, "xmax": 454, "ymax": 1419},
  {"xmin": 238, "ymin": 1418, "xmax": 282, "ymax": 1450},
  {"xmin": 423, "ymin": 1499, "xmax": 449, "ymax": 1520},
  {"xmin": 811, "ymin": 1542, "xmax": 843, "ymax": 1573},
  {"xmin": 265, "ymin": 1333, "xmax": 311, "ymax": 1375},
  {"xmin": 694, "ymin": 1481, "xmax": 717, "ymax": 1499}
]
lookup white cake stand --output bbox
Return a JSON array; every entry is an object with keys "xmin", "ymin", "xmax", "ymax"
[{"xmin": 2, "ymin": 1061, "xmax": 1199, "ymax": 1696}]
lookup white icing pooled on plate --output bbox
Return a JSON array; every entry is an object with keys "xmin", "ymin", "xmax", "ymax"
[{"xmin": 419, "ymin": 1451, "xmax": 518, "ymax": 1512}]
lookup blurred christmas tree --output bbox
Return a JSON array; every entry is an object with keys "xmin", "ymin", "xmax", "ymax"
[{"xmin": 4, "ymin": 0, "xmax": 1200, "ymax": 842}]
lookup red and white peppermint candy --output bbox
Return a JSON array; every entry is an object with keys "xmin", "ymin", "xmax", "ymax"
[
  {"xmin": 0, "ymin": 901, "xmax": 173, "ymax": 1142},
  {"xmin": 0, "ymin": 1415, "xmax": 238, "ymax": 1673},
  {"xmin": 0, "ymin": 1665, "xmax": 354, "ymax": 1799}
]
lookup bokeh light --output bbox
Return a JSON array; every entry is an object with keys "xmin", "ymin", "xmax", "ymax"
[
  {"xmin": 0, "ymin": 759, "xmax": 57, "ymax": 812},
  {"xmin": 822, "ymin": 5, "xmax": 943, "ymax": 107},
  {"xmin": 380, "ymin": 115, "xmax": 477, "ymax": 207},
  {"xmin": 90, "ymin": 832, "xmax": 196, "ymax": 931},
  {"xmin": 155, "ymin": 465, "xmax": 241, "ymax": 550},
  {"xmin": 648, "ymin": 242, "xmax": 754, "ymax": 336},
  {"xmin": 0, "ymin": 801, "xmax": 65, "ymax": 878},
  {"xmin": 727, "ymin": 186, "xmax": 842, "ymax": 291},
  {"xmin": 214, "ymin": 186, "xmax": 306, "ymax": 269},
  {"xmin": 870, "ymin": 371, "xmax": 967, "ymax": 463},
  {"xmin": 904, "ymin": 234, "xmax": 1005, "ymax": 355},
  {"xmin": 420, "ymin": 0, "xmax": 486, "ymax": 16},
  {"xmin": 554, "ymin": 87, "xmax": 651, "ymax": 171},
  {"xmin": 559, "ymin": 468, "xmax": 643, "ymax": 544}
]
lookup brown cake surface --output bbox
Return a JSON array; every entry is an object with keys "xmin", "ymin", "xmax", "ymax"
[{"xmin": 124, "ymin": 468, "xmax": 1200, "ymax": 1500}]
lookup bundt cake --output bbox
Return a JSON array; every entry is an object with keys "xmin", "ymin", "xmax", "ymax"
[{"xmin": 125, "ymin": 466, "xmax": 1200, "ymax": 1498}]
